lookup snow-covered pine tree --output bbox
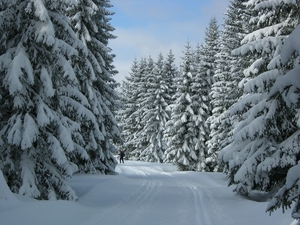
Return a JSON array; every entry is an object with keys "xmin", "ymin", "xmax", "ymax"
[
  {"xmin": 67, "ymin": 0, "xmax": 122, "ymax": 174},
  {"xmin": 219, "ymin": 0, "xmax": 299, "ymax": 196},
  {"xmin": 164, "ymin": 42, "xmax": 202, "ymax": 171},
  {"xmin": 266, "ymin": 23, "xmax": 300, "ymax": 221},
  {"xmin": 0, "ymin": 0, "xmax": 83, "ymax": 200},
  {"xmin": 194, "ymin": 17, "xmax": 220, "ymax": 171},
  {"xmin": 207, "ymin": 0, "xmax": 249, "ymax": 172},
  {"xmin": 138, "ymin": 53, "xmax": 169, "ymax": 163}
]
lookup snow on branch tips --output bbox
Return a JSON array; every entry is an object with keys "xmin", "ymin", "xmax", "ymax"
[
  {"xmin": 7, "ymin": 115, "xmax": 22, "ymax": 146},
  {"xmin": 243, "ymin": 58, "xmax": 264, "ymax": 78},
  {"xmin": 241, "ymin": 20, "xmax": 289, "ymax": 44},
  {"xmin": 59, "ymin": 123, "xmax": 74, "ymax": 153},
  {"xmin": 280, "ymin": 24, "xmax": 300, "ymax": 65},
  {"xmin": 21, "ymin": 113, "xmax": 39, "ymax": 150},
  {"xmin": 40, "ymin": 67, "xmax": 55, "ymax": 97},
  {"xmin": 7, "ymin": 47, "xmax": 34, "ymax": 94},
  {"xmin": 32, "ymin": 0, "xmax": 50, "ymax": 22},
  {"xmin": 232, "ymin": 37, "xmax": 285, "ymax": 56},
  {"xmin": 256, "ymin": 0, "xmax": 297, "ymax": 10},
  {"xmin": 19, "ymin": 153, "xmax": 40, "ymax": 198},
  {"xmin": 0, "ymin": 170, "xmax": 18, "ymax": 201},
  {"xmin": 266, "ymin": 25, "xmax": 300, "ymax": 106},
  {"xmin": 48, "ymin": 134, "xmax": 69, "ymax": 165},
  {"xmin": 35, "ymin": 21, "xmax": 55, "ymax": 46},
  {"xmin": 244, "ymin": 69, "xmax": 281, "ymax": 93},
  {"xmin": 37, "ymin": 104, "xmax": 50, "ymax": 127},
  {"xmin": 58, "ymin": 56, "xmax": 78, "ymax": 83}
]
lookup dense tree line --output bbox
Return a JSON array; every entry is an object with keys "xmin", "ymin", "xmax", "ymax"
[
  {"xmin": 118, "ymin": 0, "xmax": 300, "ymax": 220},
  {"xmin": 0, "ymin": 0, "xmax": 122, "ymax": 200}
]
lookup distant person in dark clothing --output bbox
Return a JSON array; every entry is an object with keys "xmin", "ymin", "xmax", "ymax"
[{"xmin": 119, "ymin": 150, "xmax": 125, "ymax": 164}]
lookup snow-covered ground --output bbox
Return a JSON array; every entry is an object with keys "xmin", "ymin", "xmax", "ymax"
[{"xmin": 0, "ymin": 160, "xmax": 296, "ymax": 225}]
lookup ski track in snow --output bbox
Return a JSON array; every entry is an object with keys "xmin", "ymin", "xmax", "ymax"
[
  {"xmin": 180, "ymin": 176, "xmax": 231, "ymax": 225},
  {"xmin": 81, "ymin": 164, "xmax": 157, "ymax": 225},
  {"xmin": 106, "ymin": 166, "xmax": 156, "ymax": 225},
  {"xmin": 81, "ymin": 162, "xmax": 233, "ymax": 225}
]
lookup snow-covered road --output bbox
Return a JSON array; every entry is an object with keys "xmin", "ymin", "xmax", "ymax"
[{"xmin": 0, "ymin": 160, "xmax": 294, "ymax": 225}]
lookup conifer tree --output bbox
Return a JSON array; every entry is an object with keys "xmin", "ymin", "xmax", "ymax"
[
  {"xmin": 139, "ymin": 53, "xmax": 169, "ymax": 162},
  {"xmin": 117, "ymin": 59, "xmax": 140, "ymax": 158},
  {"xmin": 163, "ymin": 50, "xmax": 179, "ymax": 108},
  {"xmin": 164, "ymin": 43, "xmax": 202, "ymax": 171},
  {"xmin": 266, "ymin": 23, "xmax": 300, "ymax": 220},
  {"xmin": 119, "ymin": 58, "xmax": 148, "ymax": 160},
  {"xmin": 68, "ymin": 0, "xmax": 122, "ymax": 174},
  {"xmin": 190, "ymin": 44, "xmax": 211, "ymax": 171},
  {"xmin": 195, "ymin": 17, "xmax": 220, "ymax": 171},
  {"xmin": 0, "ymin": 0, "xmax": 121, "ymax": 200},
  {"xmin": 199, "ymin": 17, "xmax": 219, "ymax": 113},
  {"xmin": 219, "ymin": 0, "xmax": 299, "ymax": 196},
  {"xmin": 207, "ymin": 0, "xmax": 249, "ymax": 171},
  {"xmin": 162, "ymin": 50, "xmax": 179, "ymax": 155},
  {"xmin": 133, "ymin": 57, "xmax": 155, "ymax": 161},
  {"xmin": 0, "ymin": 0, "xmax": 83, "ymax": 200}
]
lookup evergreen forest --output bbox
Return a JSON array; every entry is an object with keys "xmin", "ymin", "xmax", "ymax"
[{"xmin": 1, "ymin": 0, "xmax": 300, "ymax": 222}]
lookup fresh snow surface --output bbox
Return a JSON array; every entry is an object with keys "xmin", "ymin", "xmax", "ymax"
[{"xmin": 0, "ymin": 160, "xmax": 295, "ymax": 225}]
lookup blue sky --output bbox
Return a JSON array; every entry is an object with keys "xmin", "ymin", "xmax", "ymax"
[{"xmin": 108, "ymin": 0, "xmax": 230, "ymax": 83}]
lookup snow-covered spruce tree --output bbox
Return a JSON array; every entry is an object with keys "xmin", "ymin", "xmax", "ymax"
[
  {"xmin": 219, "ymin": 0, "xmax": 299, "ymax": 197},
  {"xmin": 188, "ymin": 43, "xmax": 211, "ymax": 172},
  {"xmin": 67, "ymin": 0, "xmax": 122, "ymax": 174},
  {"xmin": 266, "ymin": 23, "xmax": 300, "ymax": 221},
  {"xmin": 117, "ymin": 59, "xmax": 140, "ymax": 158},
  {"xmin": 138, "ymin": 53, "xmax": 169, "ymax": 163},
  {"xmin": 162, "ymin": 50, "xmax": 179, "ymax": 154},
  {"xmin": 207, "ymin": 0, "xmax": 249, "ymax": 172},
  {"xmin": 133, "ymin": 56, "xmax": 156, "ymax": 161},
  {"xmin": 0, "ymin": 0, "xmax": 84, "ymax": 200},
  {"xmin": 163, "ymin": 50, "xmax": 179, "ymax": 108},
  {"xmin": 164, "ymin": 43, "xmax": 203, "ymax": 171},
  {"xmin": 119, "ymin": 57, "xmax": 149, "ymax": 160},
  {"xmin": 194, "ymin": 17, "xmax": 220, "ymax": 171},
  {"xmin": 199, "ymin": 16, "xmax": 219, "ymax": 114},
  {"xmin": 0, "ymin": 0, "xmax": 121, "ymax": 200}
]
